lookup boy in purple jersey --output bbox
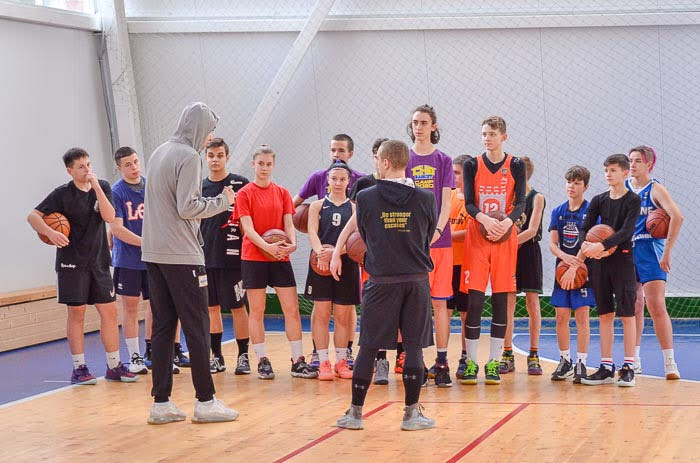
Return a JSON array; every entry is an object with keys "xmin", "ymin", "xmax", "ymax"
[{"xmin": 405, "ymin": 105, "xmax": 454, "ymax": 387}]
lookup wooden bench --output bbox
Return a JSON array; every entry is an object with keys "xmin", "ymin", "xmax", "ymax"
[{"xmin": 0, "ymin": 285, "xmax": 57, "ymax": 307}]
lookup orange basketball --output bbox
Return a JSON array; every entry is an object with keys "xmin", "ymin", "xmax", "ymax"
[
  {"xmin": 260, "ymin": 228, "xmax": 290, "ymax": 260},
  {"xmin": 293, "ymin": 203, "xmax": 310, "ymax": 233},
  {"xmin": 555, "ymin": 261, "xmax": 588, "ymax": 290},
  {"xmin": 310, "ymin": 244, "xmax": 334, "ymax": 276},
  {"xmin": 646, "ymin": 208, "xmax": 670, "ymax": 239},
  {"xmin": 478, "ymin": 210, "xmax": 513, "ymax": 243},
  {"xmin": 39, "ymin": 212, "xmax": 70, "ymax": 245},
  {"xmin": 346, "ymin": 231, "xmax": 366, "ymax": 264},
  {"xmin": 585, "ymin": 224, "xmax": 617, "ymax": 256}
]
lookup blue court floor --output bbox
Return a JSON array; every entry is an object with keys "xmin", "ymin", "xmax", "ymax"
[{"xmin": 1, "ymin": 317, "xmax": 698, "ymax": 405}]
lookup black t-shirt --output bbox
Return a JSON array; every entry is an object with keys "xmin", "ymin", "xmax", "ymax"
[
  {"xmin": 36, "ymin": 180, "xmax": 113, "ymax": 271},
  {"xmin": 201, "ymin": 173, "xmax": 249, "ymax": 269},
  {"xmin": 349, "ymin": 173, "xmax": 377, "ymax": 201},
  {"xmin": 581, "ymin": 190, "xmax": 641, "ymax": 254}
]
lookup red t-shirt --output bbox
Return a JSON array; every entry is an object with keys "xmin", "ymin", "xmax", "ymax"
[{"xmin": 233, "ymin": 181, "xmax": 295, "ymax": 262}]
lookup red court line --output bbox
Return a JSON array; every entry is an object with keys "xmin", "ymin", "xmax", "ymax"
[
  {"xmin": 273, "ymin": 401, "xmax": 394, "ymax": 463},
  {"xmin": 445, "ymin": 403, "xmax": 529, "ymax": 463},
  {"xmin": 420, "ymin": 400, "xmax": 700, "ymax": 407}
]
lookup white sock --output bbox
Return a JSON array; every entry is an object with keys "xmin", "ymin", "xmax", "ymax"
[
  {"xmin": 72, "ymin": 353, "xmax": 86, "ymax": 368},
  {"xmin": 466, "ymin": 338, "xmax": 479, "ymax": 362},
  {"xmin": 125, "ymin": 337, "xmax": 140, "ymax": 358},
  {"xmin": 560, "ymin": 349, "xmax": 571, "ymax": 362},
  {"xmin": 252, "ymin": 342, "xmax": 267, "ymax": 360},
  {"xmin": 318, "ymin": 349, "xmax": 329, "ymax": 363},
  {"xmin": 290, "ymin": 340, "xmax": 303, "ymax": 361},
  {"xmin": 106, "ymin": 351, "xmax": 120, "ymax": 369},
  {"xmin": 662, "ymin": 348, "xmax": 674, "ymax": 363},
  {"xmin": 634, "ymin": 345, "xmax": 641, "ymax": 358},
  {"xmin": 577, "ymin": 352, "xmax": 588, "ymax": 366},
  {"xmin": 335, "ymin": 347, "xmax": 346, "ymax": 363},
  {"xmin": 489, "ymin": 337, "xmax": 504, "ymax": 362}
]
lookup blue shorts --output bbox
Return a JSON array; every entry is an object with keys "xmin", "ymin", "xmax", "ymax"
[
  {"xmin": 551, "ymin": 286, "xmax": 595, "ymax": 310},
  {"xmin": 113, "ymin": 267, "xmax": 149, "ymax": 299},
  {"xmin": 633, "ymin": 240, "xmax": 666, "ymax": 284}
]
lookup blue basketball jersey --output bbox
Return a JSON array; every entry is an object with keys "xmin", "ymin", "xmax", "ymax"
[
  {"xmin": 626, "ymin": 178, "xmax": 664, "ymax": 242},
  {"xmin": 112, "ymin": 177, "xmax": 146, "ymax": 270},
  {"xmin": 548, "ymin": 200, "xmax": 590, "ymax": 257}
]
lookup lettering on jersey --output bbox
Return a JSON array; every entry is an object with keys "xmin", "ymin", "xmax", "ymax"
[
  {"xmin": 451, "ymin": 211, "xmax": 467, "ymax": 226},
  {"xmin": 380, "ymin": 211, "xmax": 411, "ymax": 231},
  {"xmin": 226, "ymin": 249, "xmax": 240, "ymax": 256},
  {"xmin": 562, "ymin": 221, "xmax": 580, "ymax": 249},
  {"xmin": 640, "ymin": 206, "xmax": 654, "ymax": 216},
  {"xmin": 60, "ymin": 263, "xmax": 76, "ymax": 269},
  {"xmin": 94, "ymin": 200, "xmax": 99, "ymax": 212},
  {"xmin": 226, "ymin": 233, "xmax": 240, "ymax": 242},
  {"xmin": 234, "ymin": 280, "xmax": 246, "ymax": 301},
  {"xmin": 125, "ymin": 201, "xmax": 145, "ymax": 221},
  {"xmin": 463, "ymin": 270, "xmax": 470, "ymax": 285},
  {"xmin": 411, "ymin": 165, "xmax": 436, "ymax": 189}
]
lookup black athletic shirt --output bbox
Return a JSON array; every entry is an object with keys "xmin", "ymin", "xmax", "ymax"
[
  {"xmin": 580, "ymin": 190, "xmax": 641, "ymax": 254},
  {"xmin": 349, "ymin": 173, "xmax": 377, "ymax": 201},
  {"xmin": 318, "ymin": 197, "xmax": 353, "ymax": 245},
  {"xmin": 201, "ymin": 173, "xmax": 249, "ymax": 269},
  {"xmin": 518, "ymin": 188, "xmax": 546, "ymax": 243},
  {"xmin": 35, "ymin": 180, "xmax": 113, "ymax": 271}
]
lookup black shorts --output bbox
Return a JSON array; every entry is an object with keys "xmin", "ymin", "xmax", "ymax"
[
  {"xmin": 359, "ymin": 275, "xmax": 434, "ymax": 349},
  {"xmin": 206, "ymin": 268, "xmax": 247, "ymax": 310},
  {"xmin": 447, "ymin": 265, "xmax": 469, "ymax": 312},
  {"xmin": 516, "ymin": 241, "xmax": 543, "ymax": 293},
  {"xmin": 304, "ymin": 256, "xmax": 360, "ymax": 305},
  {"xmin": 241, "ymin": 260, "xmax": 296, "ymax": 289},
  {"xmin": 113, "ymin": 267, "xmax": 149, "ymax": 299},
  {"xmin": 57, "ymin": 266, "xmax": 116, "ymax": 306},
  {"xmin": 590, "ymin": 251, "xmax": 637, "ymax": 317}
]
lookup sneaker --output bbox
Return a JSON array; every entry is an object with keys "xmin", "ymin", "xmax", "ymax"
[
  {"xmin": 401, "ymin": 403, "xmax": 435, "ymax": 431},
  {"xmin": 427, "ymin": 363, "xmax": 436, "ymax": 379},
  {"xmin": 257, "ymin": 357, "xmax": 275, "ymax": 380},
  {"xmin": 105, "ymin": 362, "xmax": 139, "ymax": 382},
  {"xmin": 143, "ymin": 346, "xmax": 152, "ymax": 369},
  {"xmin": 71, "ymin": 364, "xmax": 97, "ymax": 385},
  {"xmin": 551, "ymin": 357, "xmax": 574, "ymax": 381},
  {"xmin": 334, "ymin": 358, "xmax": 353, "ymax": 380},
  {"xmin": 148, "ymin": 401, "xmax": 186, "ymax": 425},
  {"xmin": 633, "ymin": 356, "xmax": 642, "ymax": 374},
  {"xmin": 192, "ymin": 397, "xmax": 239, "ymax": 423},
  {"xmin": 318, "ymin": 360, "xmax": 334, "ymax": 381},
  {"xmin": 235, "ymin": 353, "xmax": 251, "ymax": 375},
  {"xmin": 664, "ymin": 359, "xmax": 680, "ymax": 380},
  {"xmin": 210, "ymin": 356, "xmax": 226, "ymax": 374},
  {"xmin": 336, "ymin": 405, "xmax": 363, "ymax": 430},
  {"xmin": 174, "ymin": 345, "xmax": 191, "ymax": 368},
  {"xmin": 485, "ymin": 359, "xmax": 501, "ymax": 385},
  {"xmin": 617, "ymin": 363, "xmax": 636, "ymax": 387},
  {"xmin": 460, "ymin": 359, "xmax": 478, "ymax": 385},
  {"xmin": 373, "ymin": 358, "xmax": 390, "ymax": 385},
  {"xmin": 173, "ymin": 363, "xmax": 180, "ymax": 374},
  {"xmin": 128, "ymin": 353, "xmax": 149, "ymax": 375},
  {"xmin": 434, "ymin": 362, "xmax": 453, "ymax": 388},
  {"xmin": 292, "ymin": 356, "xmax": 319, "ymax": 379},
  {"xmin": 499, "ymin": 352, "xmax": 515, "ymax": 374},
  {"xmin": 395, "ymin": 352, "xmax": 405, "ymax": 374},
  {"xmin": 422, "ymin": 366, "xmax": 429, "ymax": 387},
  {"xmin": 308, "ymin": 351, "xmax": 320, "ymax": 371},
  {"xmin": 581, "ymin": 364, "xmax": 615, "ymax": 386},
  {"xmin": 346, "ymin": 348, "xmax": 355, "ymax": 370},
  {"xmin": 456, "ymin": 356, "xmax": 467, "ymax": 379},
  {"xmin": 572, "ymin": 360, "xmax": 586, "ymax": 384},
  {"xmin": 527, "ymin": 355, "xmax": 543, "ymax": 375}
]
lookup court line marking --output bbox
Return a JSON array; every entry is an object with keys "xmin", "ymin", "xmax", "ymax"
[
  {"xmin": 420, "ymin": 400, "xmax": 700, "ymax": 407},
  {"xmin": 445, "ymin": 403, "xmax": 529, "ymax": 462},
  {"xmin": 272, "ymin": 401, "xmax": 394, "ymax": 463}
]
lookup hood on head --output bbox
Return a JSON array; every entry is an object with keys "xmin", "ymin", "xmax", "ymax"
[{"xmin": 172, "ymin": 102, "xmax": 219, "ymax": 151}]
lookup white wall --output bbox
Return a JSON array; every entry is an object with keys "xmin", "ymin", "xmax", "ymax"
[{"xmin": 0, "ymin": 18, "xmax": 112, "ymax": 293}]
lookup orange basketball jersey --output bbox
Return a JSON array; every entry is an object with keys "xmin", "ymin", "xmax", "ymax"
[
  {"xmin": 449, "ymin": 188, "xmax": 469, "ymax": 266},
  {"xmin": 474, "ymin": 154, "xmax": 516, "ymax": 216}
]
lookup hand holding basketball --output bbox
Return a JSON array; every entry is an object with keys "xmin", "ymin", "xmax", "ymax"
[
  {"xmin": 556, "ymin": 260, "xmax": 588, "ymax": 290},
  {"xmin": 38, "ymin": 212, "xmax": 70, "ymax": 247},
  {"xmin": 478, "ymin": 211, "xmax": 512, "ymax": 243},
  {"xmin": 311, "ymin": 244, "xmax": 334, "ymax": 276},
  {"xmin": 584, "ymin": 224, "xmax": 617, "ymax": 258},
  {"xmin": 260, "ymin": 229, "xmax": 290, "ymax": 260}
]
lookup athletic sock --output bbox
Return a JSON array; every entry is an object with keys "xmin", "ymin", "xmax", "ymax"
[
  {"xmin": 662, "ymin": 348, "xmax": 675, "ymax": 362},
  {"xmin": 312, "ymin": 340, "xmax": 317, "ymax": 351},
  {"xmin": 72, "ymin": 353, "xmax": 86, "ymax": 368},
  {"xmin": 335, "ymin": 347, "xmax": 346, "ymax": 363},
  {"xmin": 529, "ymin": 347, "xmax": 539, "ymax": 358},
  {"xmin": 466, "ymin": 338, "xmax": 479, "ymax": 362},
  {"xmin": 624, "ymin": 357, "xmax": 635, "ymax": 367},
  {"xmin": 402, "ymin": 368, "xmax": 423, "ymax": 406},
  {"xmin": 236, "ymin": 337, "xmax": 249, "ymax": 357},
  {"xmin": 347, "ymin": 340, "xmax": 354, "ymax": 351},
  {"xmin": 436, "ymin": 348, "xmax": 448, "ymax": 365},
  {"xmin": 125, "ymin": 337, "xmax": 140, "ymax": 358},
  {"xmin": 396, "ymin": 342, "xmax": 404, "ymax": 355},
  {"xmin": 376, "ymin": 350, "xmax": 387, "ymax": 360},
  {"xmin": 290, "ymin": 340, "xmax": 303, "ymax": 362},
  {"xmin": 252, "ymin": 342, "xmax": 267, "ymax": 360},
  {"xmin": 560, "ymin": 349, "xmax": 571, "ymax": 362},
  {"xmin": 577, "ymin": 352, "xmax": 588, "ymax": 366},
  {"xmin": 602, "ymin": 357, "xmax": 614, "ymax": 371},
  {"xmin": 318, "ymin": 349, "xmax": 329, "ymax": 363},
  {"xmin": 634, "ymin": 345, "xmax": 641, "ymax": 358},
  {"xmin": 210, "ymin": 332, "xmax": 223, "ymax": 358},
  {"xmin": 106, "ymin": 351, "xmax": 120, "ymax": 369},
  {"xmin": 489, "ymin": 337, "xmax": 504, "ymax": 361},
  {"xmin": 351, "ymin": 378, "xmax": 371, "ymax": 406}
]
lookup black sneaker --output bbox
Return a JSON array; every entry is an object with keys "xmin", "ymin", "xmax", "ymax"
[
  {"xmin": 257, "ymin": 357, "xmax": 275, "ymax": 380},
  {"xmin": 617, "ymin": 363, "xmax": 636, "ymax": 387},
  {"xmin": 581, "ymin": 363, "xmax": 615, "ymax": 386},
  {"xmin": 573, "ymin": 360, "xmax": 586, "ymax": 384},
  {"xmin": 551, "ymin": 357, "xmax": 574, "ymax": 381},
  {"xmin": 235, "ymin": 353, "xmax": 251, "ymax": 375},
  {"xmin": 174, "ymin": 344, "xmax": 191, "ymax": 368},
  {"xmin": 210, "ymin": 356, "xmax": 226, "ymax": 374},
  {"xmin": 434, "ymin": 362, "xmax": 453, "ymax": 388},
  {"xmin": 291, "ymin": 356, "xmax": 318, "ymax": 379}
]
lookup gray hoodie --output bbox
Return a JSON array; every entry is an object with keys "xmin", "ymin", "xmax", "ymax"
[{"xmin": 141, "ymin": 102, "xmax": 229, "ymax": 265}]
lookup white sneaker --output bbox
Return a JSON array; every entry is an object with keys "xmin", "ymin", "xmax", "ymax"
[
  {"xmin": 147, "ymin": 401, "xmax": 186, "ymax": 425},
  {"xmin": 633, "ymin": 357, "xmax": 642, "ymax": 374},
  {"xmin": 664, "ymin": 359, "xmax": 680, "ymax": 380},
  {"xmin": 192, "ymin": 397, "xmax": 239, "ymax": 423},
  {"xmin": 128, "ymin": 353, "xmax": 148, "ymax": 375}
]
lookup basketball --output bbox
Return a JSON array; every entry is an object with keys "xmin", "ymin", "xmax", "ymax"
[
  {"xmin": 585, "ymin": 224, "xmax": 617, "ymax": 256},
  {"xmin": 478, "ymin": 210, "xmax": 513, "ymax": 243},
  {"xmin": 38, "ymin": 212, "xmax": 70, "ymax": 245},
  {"xmin": 646, "ymin": 208, "xmax": 670, "ymax": 239},
  {"xmin": 310, "ymin": 244, "xmax": 334, "ymax": 276},
  {"xmin": 293, "ymin": 203, "xmax": 310, "ymax": 233},
  {"xmin": 260, "ymin": 228, "xmax": 290, "ymax": 260},
  {"xmin": 555, "ymin": 261, "xmax": 588, "ymax": 290},
  {"xmin": 346, "ymin": 231, "xmax": 366, "ymax": 264}
]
